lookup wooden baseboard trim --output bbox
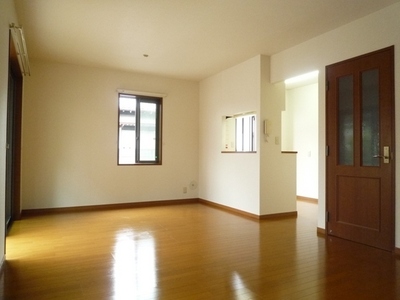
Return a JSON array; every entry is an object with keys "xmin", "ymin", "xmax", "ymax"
[
  {"xmin": 198, "ymin": 198, "xmax": 260, "ymax": 220},
  {"xmin": 317, "ymin": 227, "xmax": 326, "ymax": 236},
  {"xmin": 297, "ymin": 196, "xmax": 318, "ymax": 204},
  {"xmin": 198, "ymin": 198, "xmax": 297, "ymax": 220},
  {"xmin": 22, "ymin": 198, "xmax": 199, "ymax": 216},
  {"xmin": 259, "ymin": 211, "xmax": 298, "ymax": 220},
  {"xmin": 22, "ymin": 198, "xmax": 299, "ymax": 221}
]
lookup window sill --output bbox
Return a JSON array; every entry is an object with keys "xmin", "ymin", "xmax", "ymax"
[
  {"xmin": 118, "ymin": 162, "xmax": 162, "ymax": 166},
  {"xmin": 221, "ymin": 151, "xmax": 257, "ymax": 154}
]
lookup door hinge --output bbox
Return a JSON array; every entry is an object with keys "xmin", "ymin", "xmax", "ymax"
[
  {"xmin": 326, "ymin": 146, "xmax": 329, "ymax": 156},
  {"xmin": 326, "ymin": 211, "xmax": 329, "ymax": 222},
  {"xmin": 326, "ymin": 81, "xmax": 329, "ymax": 91}
]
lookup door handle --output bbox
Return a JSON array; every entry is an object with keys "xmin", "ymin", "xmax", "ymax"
[{"xmin": 373, "ymin": 146, "xmax": 390, "ymax": 163}]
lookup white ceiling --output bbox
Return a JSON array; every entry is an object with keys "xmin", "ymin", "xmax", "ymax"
[{"xmin": 14, "ymin": 0, "xmax": 400, "ymax": 81}]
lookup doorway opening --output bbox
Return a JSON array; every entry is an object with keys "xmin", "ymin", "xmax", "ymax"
[
  {"xmin": 6, "ymin": 30, "xmax": 23, "ymax": 233},
  {"xmin": 282, "ymin": 71, "xmax": 319, "ymax": 205}
]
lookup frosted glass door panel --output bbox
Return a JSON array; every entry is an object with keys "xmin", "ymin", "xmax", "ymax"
[
  {"xmin": 362, "ymin": 69, "xmax": 380, "ymax": 167},
  {"xmin": 338, "ymin": 75, "xmax": 354, "ymax": 165}
]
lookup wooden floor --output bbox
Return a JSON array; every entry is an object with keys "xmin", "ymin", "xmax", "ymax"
[{"xmin": 1, "ymin": 201, "xmax": 399, "ymax": 299}]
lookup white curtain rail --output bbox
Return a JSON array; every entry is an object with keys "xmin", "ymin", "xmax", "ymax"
[
  {"xmin": 10, "ymin": 23, "xmax": 31, "ymax": 76},
  {"xmin": 116, "ymin": 89, "xmax": 167, "ymax": 98}
]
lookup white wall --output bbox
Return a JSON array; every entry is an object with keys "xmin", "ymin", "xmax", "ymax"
[
  {"xmin": 284, "ymin": 83, "xmax": 318, "ymax": 199},
  {"xmin": 199, "ymin": 55, "xmax": 296, "ymax": 216},
  {"xmin": 21, "ymin": 60, "xmax": 199, "ymax": 209},
  {"xmin": 0, "ymin": 0, "xmax": 19, "ymax": 267},
  {"xmin": 271, "ymin": 2, "xmax": 400, "ymax": 245},
  {"xmin": 260, "ymin": 56, "xmax": 297, "ymax": 215},
  {"xmin": 199, "ymin": 56, "xmax": 261, "ymax": 215}
]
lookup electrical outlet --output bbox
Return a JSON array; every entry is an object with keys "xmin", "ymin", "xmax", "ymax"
[{"xmin": 183, "ymin": 187, "xmax": 187, "ymax": 194}]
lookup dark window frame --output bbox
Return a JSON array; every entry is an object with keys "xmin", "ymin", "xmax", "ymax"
[{"xmin": 118, "ymin": 93, "xmax": 162, "ymax": 165}]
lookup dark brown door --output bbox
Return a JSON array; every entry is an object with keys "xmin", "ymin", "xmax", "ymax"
[{"xmin": 326, "ymin": 46, "xmax": 395, "ymax": 251}]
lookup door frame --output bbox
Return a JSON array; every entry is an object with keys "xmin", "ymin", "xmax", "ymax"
[{"xmin": 6, "ymin": 31, "xmax": 23, "ymax": 231}]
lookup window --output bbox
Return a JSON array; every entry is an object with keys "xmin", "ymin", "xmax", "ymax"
[
  {"xmin": 222, "ymin": 112, "xmax": 256, "ymax": 152},
  {"xmin": 118, "ymin": 93, "xmax": 162, "ymax": 165},
  {"xmin": 235, "ymin": 114, "xmax": 256, "ymax": 151}
]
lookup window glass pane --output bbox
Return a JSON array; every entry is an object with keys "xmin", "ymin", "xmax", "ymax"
[
  {"xmin": 338, "ymin": 75, "xmax": 354, "ymax": 165},
  {"xmin": 362, "ymin": 69, "xmax": 380, "ymax": 166},
  {"xmin": 119, "ymin": 96, "xmax": 136, "ymax": 164},
  {"xmin": 236, "ymin": 117, "xmax": 244, "ymax": 151},
  {"xmin": 251, "ymin": 116, "xmax": 256, "ymax": 151},
  {"xmin": 139, "ymin": 102, "xmax": 157, "ymax": 161},
  {"xmin": 234, "ymin": 114, "xmax": 256, "ymax": 152},
  {"xmin": 243, "ymin": 116, "xmax": 251, "ymax": 151}
]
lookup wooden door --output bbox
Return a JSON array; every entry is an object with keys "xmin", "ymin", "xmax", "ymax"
[{"xmin": 326, "ymin": 46, "xmax": 395, "ymax": 251}]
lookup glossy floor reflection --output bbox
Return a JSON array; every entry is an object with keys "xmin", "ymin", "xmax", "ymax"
[
  {"xmin": 2, "ymin": 201, "xmax": 400, "ymax": 299},
  {"xmin": 112, "ymin": 229, "xmax": 157, "ymax": 299}
]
